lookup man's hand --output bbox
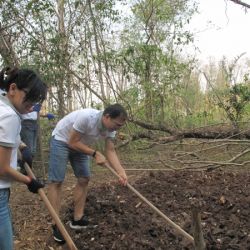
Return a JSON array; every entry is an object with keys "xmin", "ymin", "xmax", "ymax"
[
  {"xmin": 117, "ymin": 170, "xmax": 128, "ymax": 186},
  {"xmin": 94, "ymin": 151, "xmax": 106, "ymax": 165},
  {"xmin": 26, "ymin": 178, "xmax": 44, "ymax": 193}
]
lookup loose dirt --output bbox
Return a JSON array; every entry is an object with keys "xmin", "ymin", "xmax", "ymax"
[{"xmin": 11, "ymin": 167, "xmax": 250, "ymax": 250}]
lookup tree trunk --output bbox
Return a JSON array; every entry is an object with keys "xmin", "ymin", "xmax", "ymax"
[
  {"xmin": 57, "ymin": 0, "xmax": 70, "ymax": 117},
  {"xmin": 0, "ymin": 25, "xmax": 19, "ymax": 66},
  {"xmin": 87, "ymin": 0, "xmax": 107, "ymax": 103}
]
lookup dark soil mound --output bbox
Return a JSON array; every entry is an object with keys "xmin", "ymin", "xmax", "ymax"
[{"xmin": 63, "ymin": 170, "xmax": 250, "ymax": 250}]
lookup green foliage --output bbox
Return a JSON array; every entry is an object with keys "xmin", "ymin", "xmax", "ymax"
[
  {"xmin": 114, "ymin": 0, "xmax": 198, "ymax": 121},
  {"xmin": 181, "ymin": 111, "xmax": 215, "ymax": 128},
  {"xmin": 216, "ymin": 83, "xmax": 250, "ymax": 125},
  {"xmin": 228, "ymin": 84, "xmax": 249, "ymax": 119},
  {"xmin": 3, "ymin": 0, "xmax": 250, "ymax": 131},
  {"xmin": 39, "ymin": 118, "xmax": 56, "ymax": 149}
]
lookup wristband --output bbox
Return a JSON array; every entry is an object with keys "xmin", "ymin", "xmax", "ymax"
[{"xmin": 92, "ymin": 150, "xmax": 97, "ymax": 158}]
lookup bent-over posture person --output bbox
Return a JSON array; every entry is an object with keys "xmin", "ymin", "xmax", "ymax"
[
  {"xmin": 0, "ymin": 67, "xmax": 47, "ymax": 250},
  {"xmin": 47, "ymin": 103, "xmax": 128, "ymax": 244}
]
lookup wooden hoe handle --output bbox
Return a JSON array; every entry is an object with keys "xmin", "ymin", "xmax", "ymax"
[
  {"xmin": 23, "ymin": 161, "xmax": 78, "ymax": 250},
  {"xmin": 103, "ymin": 162, "xmax": 195, "ymax": 245}
]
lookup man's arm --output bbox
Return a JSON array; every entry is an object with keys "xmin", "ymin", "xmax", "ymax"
[
  {"xmin": 68, "ymin": 129, "xmax": 95, "ymax": 155},
  {"xmin": 68, "ymin": 128, "xmax": 107, "ymax": 164},
  {"xmin": 67, "ymin": 129, "xmax": 104, "ymax": 161},
  {"xmin": 105, "ymin": 138, "xmax": 127, "ymax": 185}
]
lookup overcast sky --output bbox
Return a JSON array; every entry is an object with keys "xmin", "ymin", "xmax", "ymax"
[{"xmin": 187, "ymin": 0, "xmax": 250, "ymax": 62}]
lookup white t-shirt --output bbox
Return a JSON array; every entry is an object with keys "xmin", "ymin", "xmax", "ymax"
[
  {"xmin": 52, "ymin": 108, "xmax": 116, "ymax": 145},
  {"xmin": 0, "ymin": 95, "xmax": 21, "ymax": 189},
  {"xmin": 0, "ymin": 89, "xmax": 6, "ymax": 95},
  {"xmin": 22, "ymin": 111, "xmax": 38, "ymax": 120}
]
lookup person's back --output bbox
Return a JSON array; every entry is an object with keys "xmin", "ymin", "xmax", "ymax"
[
  {"xmin": 52, "ymin": 109, "xmax": 80, "ymax": 143},
  {"xmin": 52, "ymin": 108, "xmax": 115, "ymax": 145}
]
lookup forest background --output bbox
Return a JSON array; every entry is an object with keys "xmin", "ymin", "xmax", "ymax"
[
  {"xmin": 1, "ymin": 2, "xmax": 250, "ymax": 249},
  {"xmin": 0, "ymin": 0, "xmax": 250, "ymax": 142}
]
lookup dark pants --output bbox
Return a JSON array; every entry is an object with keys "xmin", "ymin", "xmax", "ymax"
[{"xmin": 20, "ymin": 119, "xmax": 38, "ymax": 156}]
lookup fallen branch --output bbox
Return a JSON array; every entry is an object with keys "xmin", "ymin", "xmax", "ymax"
[{"xmin": 229, "ymin": 148, "xmax": 250, "ymax": 162}]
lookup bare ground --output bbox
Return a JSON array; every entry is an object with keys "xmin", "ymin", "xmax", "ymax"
[{"xmin": 10, "ymin": 141, "xmax": 250, "ymax": 250}]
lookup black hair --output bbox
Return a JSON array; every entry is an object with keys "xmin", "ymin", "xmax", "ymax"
[
  {"xmin": 0, "ymin": 67, "xmax": 47, "ymax": 104},
  {"xmin": 103, "ymin": 103, "xmax": 128, "ymax": 119}
]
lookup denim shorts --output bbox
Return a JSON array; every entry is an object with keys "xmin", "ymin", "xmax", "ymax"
[
  {"xmin": 48, "ymin": 137, "xmax": 91, "ymax": 182},
  {"xmin": 0, "ymin": 188, "xmax": 13, "ymax": 250}
]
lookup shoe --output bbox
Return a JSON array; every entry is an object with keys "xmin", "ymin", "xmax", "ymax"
[
  {"xmin": 52, "ymin": 225, "xmax": 65, "ymax": 244},
  {"xmin": 69, "ymin": 215, "xmax": 89, "ymax": 229}
]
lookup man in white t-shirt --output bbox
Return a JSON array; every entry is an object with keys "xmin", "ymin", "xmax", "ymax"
[{"xmin": 47, "ymin": 103, "xmax": 128, "ymax": 244}]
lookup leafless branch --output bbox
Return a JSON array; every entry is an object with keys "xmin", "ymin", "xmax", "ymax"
[{"xmin": 228, "ymin": 0, "xmax": 250, "ymax": 9}]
